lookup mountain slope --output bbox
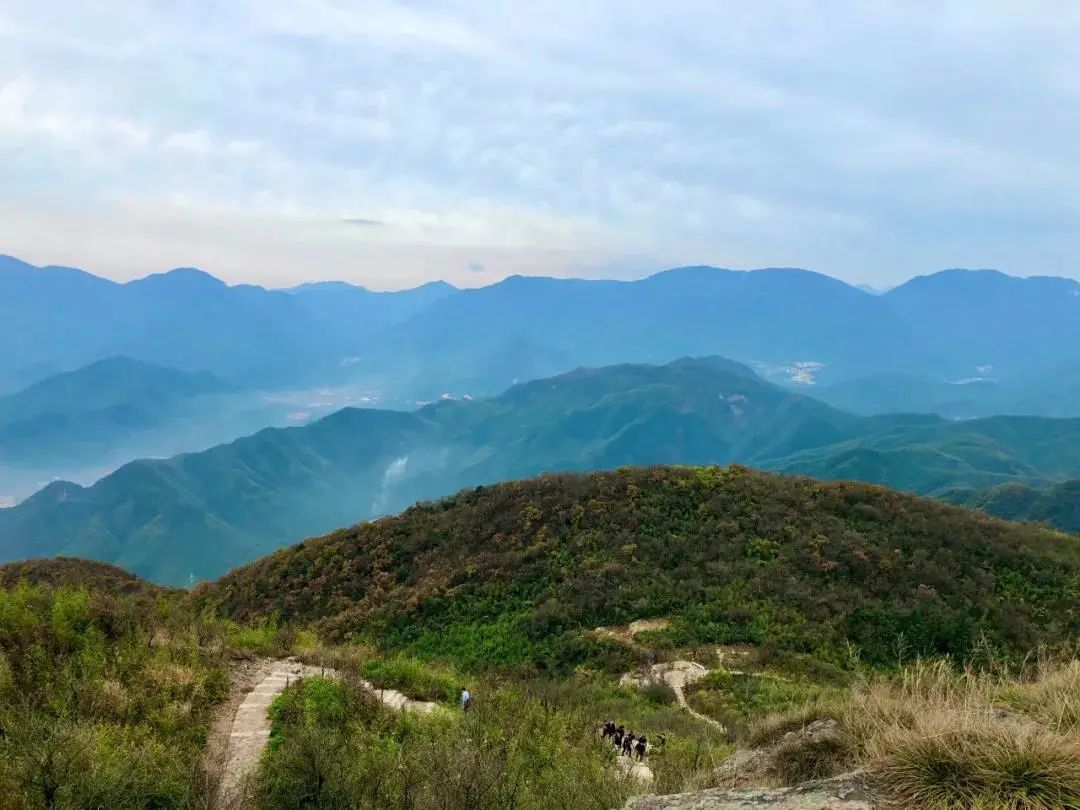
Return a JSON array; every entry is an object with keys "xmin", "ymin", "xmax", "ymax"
[
  {"xmin": 1, "ymin": 357, "xmax": 1076, "ymax": 584},
  {"xmin": 0, "ymin": 357, "xmax": 854, "ymax": 583},
  {"xmin": 0, "ymin": 357, "xmax": 233, "ymax": 465},
  {"xmin": 770, "ymin": 414, "xmax": 1080, "ymax": 496},
  {"xmin": 198, "ymin": 466, "xmax": 1080, "ymax": 669},
  {"xmin": 883, "ymin": 269, "xmax": 1080, "ymax": 378},
  {"xmin": 944, "ymin": 480, "xmax": 1080, "ymax": 533}
]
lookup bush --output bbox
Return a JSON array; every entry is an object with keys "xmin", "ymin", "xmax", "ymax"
[
  {"xmin": 0, "ymin": 583, "xmax": 230, "ymax": 807},
  {"xmin": 258, "ymin": 679, "xmax": 631, "ymax": 809},
  {"xmin": 769, "ymin": 731, "xmax": 855, "ymax": 784},
  {"xmin": 360, "ymin": 655, "xmax": 459, "ymax": 702},
  {"xmin": 641, "ymin": 680, "xmax": 678, "ymax": 705}
]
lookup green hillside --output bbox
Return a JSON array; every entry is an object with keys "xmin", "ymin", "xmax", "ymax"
[
  {"xmin": 945, "ymin": 480, "xmax": 1080, "ymax": 533},
  {"xmin": 199, "ymin": 466, "xmax": 1080, "ymax": 670},
  {"xmin": 769, "ymin": 414, "xmax": 1080, "ymax": 496},
  {"xmin": 2, "ymin": 357, "xmax": 1077, "ymax": 585}
]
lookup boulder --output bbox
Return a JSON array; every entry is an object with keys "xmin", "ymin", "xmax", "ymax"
[{"xmin": 624, "ymin": 773, "xmax": 874, "ymax": 809}]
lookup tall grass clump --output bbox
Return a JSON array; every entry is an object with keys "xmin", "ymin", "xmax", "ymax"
[{"xmin": 745, "ymin": 657, "xmax": 1080, "ymax": 808}]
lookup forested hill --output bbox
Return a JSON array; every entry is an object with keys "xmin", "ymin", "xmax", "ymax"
[
  {"xmin": 199, "ymin": 466, "xmax": 1080, "ymax": 671},
  {"xmin": 3, "ymin": 356, "xmax": 1077, "ymax": 586},
  {"xmin": 0, "ymin": 557, "xmax": 168, "ymax": 595},
  {"xmin": 946, "ymin": 480, "xmax": 1080, "ymax": 534}
]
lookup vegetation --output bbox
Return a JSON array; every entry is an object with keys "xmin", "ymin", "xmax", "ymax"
[
  {"xmin": 947, "ymin": 479, "xmax": 1080, "ymax": 534},
  {"xmin": 358, "ymin": 654, "xmax": 460, "ymax": 702},
  {"xmin": 748, "ymin": 658, "xmax": 1080, "ymax": 808},
  {"xmin": 201, "ymin": 466, "xmax": 1080, "ymax": 672},
  {"xmin": 257, "ymin": 674, "xmax": 633, "ymax": 809},
  {"xmin": 0, "ymin": 576, "xmax": 229, "ymax": 808},
  {"xmin": 0, "ymin": 557, "xmax": 170, "ymax": 596},
  {"xmin": 2, "ymin": 547, "xmax": 1079, "ymax": 808},
  {"xmin": 5, "ymin": 357, "xmax": 1079, "ymax": 585}
]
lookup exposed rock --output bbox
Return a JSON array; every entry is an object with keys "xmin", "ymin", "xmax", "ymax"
[
  {"xmin": 615, "ymin": 755, "xmax": 655, "ymax": 785},
  {"xmin": 714, "ymin": 719, "xmax": 851, "ymax": 788},
  {"xmin": 624, "ymin": 773, "xmax": 875, "ymax": 809},
  {"xmin": 621, "ymin": 660, "xmax": 724, "ymax": 730}
]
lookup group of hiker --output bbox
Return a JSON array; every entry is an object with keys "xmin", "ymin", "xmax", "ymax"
[{"xmin": 600, "ymin": 721, "xmax": 652, "ymax": 761}]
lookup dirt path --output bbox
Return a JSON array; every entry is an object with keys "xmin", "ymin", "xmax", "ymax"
[
  {"xmin": 211, "ymin": 657, "xmax": 437, "ymax": 808},
  {"xmin": 621, "ymin": 660, "xmax": 724, "ymax": 731}
]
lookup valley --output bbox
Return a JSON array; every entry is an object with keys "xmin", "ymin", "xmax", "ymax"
[
  {"xmin": 6, "ymin": 8, "xmax": 1080, "ymax": 805},
  {"xmin": 1, "ymin": 356, "xmax": 1075, "ymax": 585}
]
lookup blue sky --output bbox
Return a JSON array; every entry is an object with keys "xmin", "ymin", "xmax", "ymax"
[{"xmin": 2, "ymin": 1, "xmax": 1079, "ymax": 289}]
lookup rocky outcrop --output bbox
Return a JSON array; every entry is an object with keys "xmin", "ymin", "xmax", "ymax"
[
  {"xmin": 624, "ymin": 773, "xmax": 874, "ymax": 809},
  {"xmin": 715, "ymin": 719, "xmax": 852, "ymax": 788}
]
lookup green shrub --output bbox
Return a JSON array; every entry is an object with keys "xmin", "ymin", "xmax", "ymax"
[
  {"xmin": 258, "ymin": 679, "xmax": 631, "ymax": 809},
  {"xmin": 0, "ymin": 583, "xmax": 230, "ymax": 807},
  {"xmin": 641, "ymin": 680, "xmax": 678, "ymax": 705},
  {"xmin": 360, "ymin": 655, "xmax": 459, "ymax": 702}
]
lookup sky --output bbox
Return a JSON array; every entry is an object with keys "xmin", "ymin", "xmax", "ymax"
[{"xmin": 2, "ymin": 1, "xmax": 1080, "ymax": 290}]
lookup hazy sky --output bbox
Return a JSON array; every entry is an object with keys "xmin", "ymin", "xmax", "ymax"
[{"xmin": 2, "ymin": 1, "xmax": 1080, "ymax": 289}]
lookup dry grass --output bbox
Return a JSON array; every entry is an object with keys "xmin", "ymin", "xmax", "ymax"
[{"xmin": 745, "ymin": 658, "xmax": 1080, "ymax": 808}]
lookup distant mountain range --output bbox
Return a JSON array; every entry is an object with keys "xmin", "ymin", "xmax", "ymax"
[
  {"xmin": 3, "ymin": 255, "xmax": 1077, "ymax": 415},
  {"xmin": 814, "ymin": 369, "xmax": 1080, "ymax": 419},
  {"xmin": 0, "ymin": 357, "xmax": 231, "ymax": 464},
  {"xmin": 0, "ymin": 356, "xmax": 343, "ymax": 506},
  {"xmin": 1, "ymin": 356, "xmax": 1075, "ymax": 585},
  {"xmin": 0, "ymin": 254, "xmax": 458, "ymax": 392}
]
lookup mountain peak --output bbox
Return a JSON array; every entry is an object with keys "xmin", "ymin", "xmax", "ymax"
[
  {"xmin": 287, "ymin": 280, "xmax": 370, "ymax": 294},
  {"xmin": 135, "ymin": 267, "xmax": 227, "ymax": 288}
]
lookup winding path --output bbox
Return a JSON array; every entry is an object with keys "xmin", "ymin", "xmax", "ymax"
[
  {"xmin": 214, "ymin": 658, "xmax": 435, "ymax": 808},
  {"xmin": 622, "ymin": 660, "xmax": 725, "ymax": 731}
]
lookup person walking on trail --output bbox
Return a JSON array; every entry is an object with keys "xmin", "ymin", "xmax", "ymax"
[
  {"xmin": 634, "ymin": 735, "xmax": 647, "ymax": 762},
  {"xmin": 621, "ymin": 733, "xmax": 634, "ymax": 757},
  {"xmin": 460, "ymin": 687, "xmax": 471, "ymax": 711}
]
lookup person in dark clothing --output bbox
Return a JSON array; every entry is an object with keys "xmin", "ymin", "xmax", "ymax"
[
  {"xmin": 613, "ymin": 727, "xmax": 624, "ymax": 749},
  {"xmin": 601, "ymin": 721, "xmax": 615, "ymax": 739},
  {"xmin": 621, "ymin": 733, "xmax": 634, "ymax": 757},
  {"xmin": 635, "ymin": 736, "xmax": 647, "ymax": 761}
]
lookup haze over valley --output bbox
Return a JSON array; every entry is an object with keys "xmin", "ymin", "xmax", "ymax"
[{"xmin": 2, "ymin": 3, "xmax": 1079, "ymax": 807}]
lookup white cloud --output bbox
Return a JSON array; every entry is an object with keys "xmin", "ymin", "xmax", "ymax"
[
  {"xmin": 163, "ymin": 130, "xmax": 213, "ymax": 154},
  {"xmin": 1, "ymin": 2, "xmax": 1080, "ymax": 287}
]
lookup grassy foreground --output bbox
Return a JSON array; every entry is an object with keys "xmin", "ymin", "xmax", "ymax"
[
  {"xmin": 748, "ymin": 658, "xmax": 1080, "ymax": 808},
  {"xmin": 1, "ymin": 571, "xmax": 1078, "ymax": 808}
]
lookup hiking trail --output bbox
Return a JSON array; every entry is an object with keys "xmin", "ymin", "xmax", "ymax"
[
  {"xmin": 621, "ymin": 660, "xmax": 724, "ymax": 731},
  {"xmin": 212, "ymin": 657, "xmax": 435, "ymax": 808}
]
